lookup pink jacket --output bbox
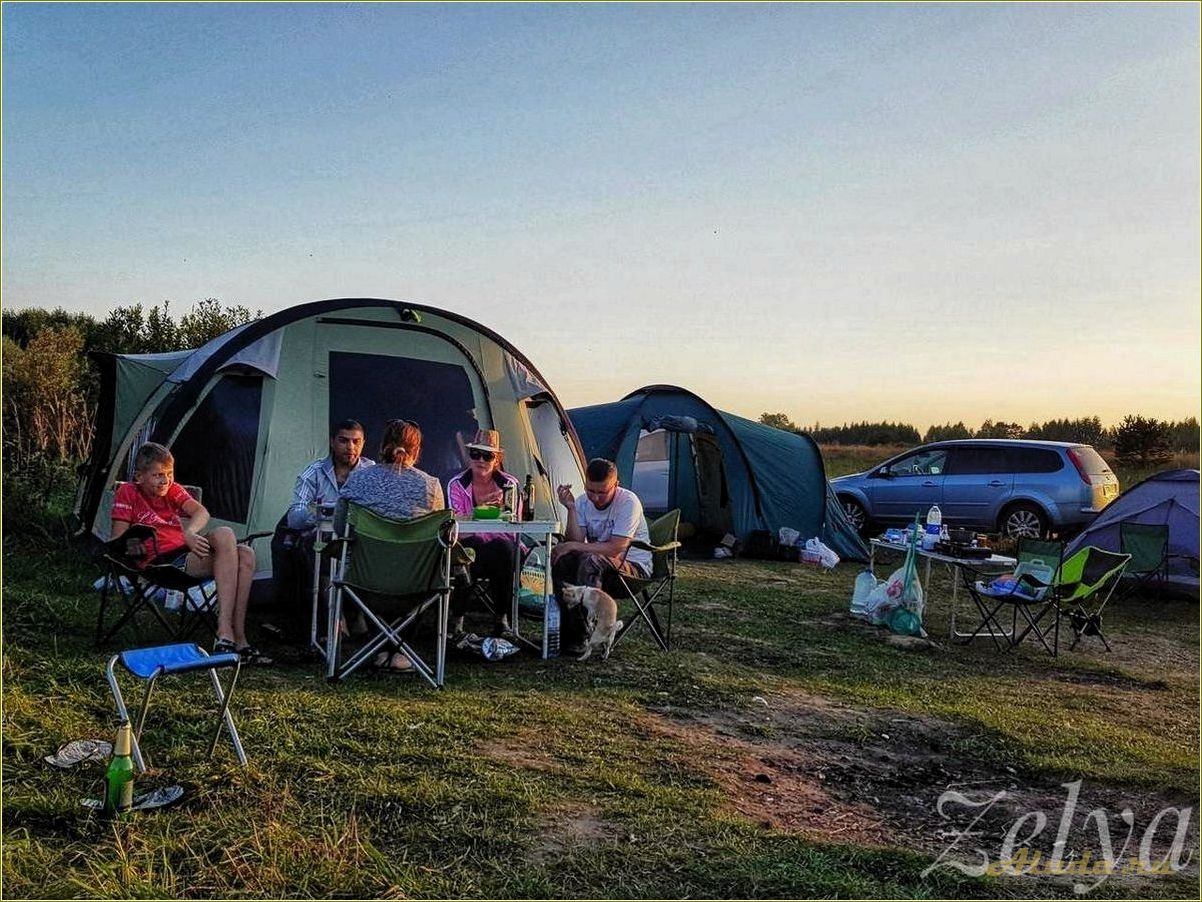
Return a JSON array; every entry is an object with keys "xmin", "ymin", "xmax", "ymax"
[{"xmin": 447, "ymin": 468, "xmax": 522, "ymax": 543}]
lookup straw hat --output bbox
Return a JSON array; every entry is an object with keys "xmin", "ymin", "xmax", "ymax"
[{"xmin": 465, "ymin": 429, "xmax": 504, "ymax": 454}]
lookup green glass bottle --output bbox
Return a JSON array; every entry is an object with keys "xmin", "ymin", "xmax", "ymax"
[{"xmin": 103, "ymin": 722, "xmax": 135, "ymax": 816}]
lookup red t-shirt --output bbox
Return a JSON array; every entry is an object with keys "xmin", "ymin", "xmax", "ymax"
[{"xmin": 111, "ymin": 482, "xmax": 195, "ymax": 556}]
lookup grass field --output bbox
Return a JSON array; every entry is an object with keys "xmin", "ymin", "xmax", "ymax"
[{"xmin": 2, "ymin": 500, "xmax": 1198, "ymax": 898}]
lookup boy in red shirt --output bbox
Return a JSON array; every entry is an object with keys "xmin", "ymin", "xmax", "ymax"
[{"xmin": 111, "ymin": 442, "xmax": 271, "ymax": 664}]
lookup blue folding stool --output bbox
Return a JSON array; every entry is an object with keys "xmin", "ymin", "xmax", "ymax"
[{"xmin": 106, "ymin": 642, "xmax": 247, "ymax": 772}]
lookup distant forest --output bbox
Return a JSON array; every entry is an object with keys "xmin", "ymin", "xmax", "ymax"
[{"xmin": 757, "ymin": 412, "xmax": 1200, "ymax": 465}]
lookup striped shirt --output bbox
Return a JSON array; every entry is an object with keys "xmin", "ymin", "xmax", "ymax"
[{"xmin": 287, "ymin": 455, "xmax": 375, "ymax": 530}]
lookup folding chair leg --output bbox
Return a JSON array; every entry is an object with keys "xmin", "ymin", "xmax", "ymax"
[
  {"xmin": 1009, "ymin": 604, "xmax": 1058, "ymax": 657},
  {"xmin": 207, "ymin": 661, "xmax": 246, "ymax": 766},
  {"xmin": 105, "ymin": 656, "xmax": 148, "ymax": 773}
]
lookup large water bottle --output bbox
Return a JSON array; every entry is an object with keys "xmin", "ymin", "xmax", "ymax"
[
  {"xmin": 544, "ymin": 594, "xmax": 561, "ymax": 658},
  {"xmin": 850, "ymin": 568, "xmax": 877, "ymax": 616},
  {"xmin": 923, "ymin": 505, "xmax": 942, "ymax": 550}
]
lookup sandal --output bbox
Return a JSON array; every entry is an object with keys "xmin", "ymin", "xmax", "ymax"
[
  {"xmin": 385, "ymin": 652, "xmax": 413, "ymax": 672},
  {"xmin": 236, "ymin": 644, "xmax": 275, "ymax": 666},
  {"xmin": 213, "ymin": 638, "xmax": 238, "ymax": 657}
]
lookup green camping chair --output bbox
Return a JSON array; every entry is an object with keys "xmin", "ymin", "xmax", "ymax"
[
  {"xmin": 611, "ymin": 509, "xmax": 682, "ymax": 652},
  {"xmin": 958, "ymin": 538, "xmax": 1063, "ymax": 655},
  {"xmin": 1056, "ymin": 546, "xmax": 1131, "ymax": 653},
  {"xmin": 1117, "ymin": 522, "xmax": 1170, "ymax": 601},
  {"xmin": 325, "ymin": 504, "xmax": 457, "ymax": 687}
]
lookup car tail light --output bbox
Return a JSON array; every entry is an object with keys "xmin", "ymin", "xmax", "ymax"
[{"xmin": 1066, "ymin": 448, "xmax": 1093, "ymax": 485}]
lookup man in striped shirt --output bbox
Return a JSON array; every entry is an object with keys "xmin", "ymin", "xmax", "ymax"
[{"xmin": 286, "ymin": 419, "xmax": 375, "ymax": 530}]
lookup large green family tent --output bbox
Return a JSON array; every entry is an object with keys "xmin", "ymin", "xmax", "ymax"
[
  {"xmin": 568, "ymin": 385, "xmax": 868, "ymax": 562},
  {"xmin": 75, "ymin": 298, "xmax": 587, "ymax": 584}
]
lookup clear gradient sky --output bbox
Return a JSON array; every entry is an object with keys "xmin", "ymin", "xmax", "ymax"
[{"xmin": 3, "ymin": 2, "xmax": 1199, "ymax": 431}]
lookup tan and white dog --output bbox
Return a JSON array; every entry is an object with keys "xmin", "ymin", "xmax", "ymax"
[{"xmin": 560, "ymin": 584, "xmax": 624, "ymax": 661}]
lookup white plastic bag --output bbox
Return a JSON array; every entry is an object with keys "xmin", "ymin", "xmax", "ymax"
[
  {"xmin": 778, "ymin": 527, "xmax": 801, "ymax": 547},
  {"xmin": 803, "ymin": 537, "xmax": 840, "ymax": 569},
  {"xmin": 863, "ymin": 566, "xmax": 906, "ymax": 624}
]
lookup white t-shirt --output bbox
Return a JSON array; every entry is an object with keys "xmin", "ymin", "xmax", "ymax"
[{"xmin": 574, "ymin": 486, "xmax": 652, "ymax": 576}]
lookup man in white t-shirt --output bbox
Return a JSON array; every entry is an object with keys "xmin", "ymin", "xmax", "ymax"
[{"xmin": 552, "ymin": 458, "xmax": 651, "ymax": 650}]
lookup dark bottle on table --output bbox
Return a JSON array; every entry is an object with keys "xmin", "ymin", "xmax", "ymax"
[
  {"xmin": 521, "ymin": 474, "xmax": 535, "ymax": 521},
  {"xmin": 103, "ymin": 722, "xmax": 135, "ymax": 816}
]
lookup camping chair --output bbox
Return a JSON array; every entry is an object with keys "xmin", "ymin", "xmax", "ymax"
[
  {"xmin": 96, "ymin": 523, "xmax": 217, "ymax": 646},
  {"xmin": 106, "ymin": 642, "xmax": 246, "ymax": 772},
  {"xmin": 325, "ymin": 504, "xmax": 457, "ymax": 687},
  {"xmin": 958, "ymin": 538, "xmax": 1063, "ymax": 655},
  {"xmin": 1056, "ymin": 546, "xmax": 1131, "ymax": 652},
  {"xmin": 611, "ymin": 509, "xmax": 682, "ymax": 652},
  {"xmin": 1117, "ymin": 523, "xmax": 1170, "ymax": 601},
  {"xmin": 94, "ymin": 483, "xmax": 271, "ymax": 646}
]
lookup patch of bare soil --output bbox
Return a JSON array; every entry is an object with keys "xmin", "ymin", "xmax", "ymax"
[
  {"xmin": 529, "ymin": 803, "xmax": 624, "ymax": 863},
  {"xmin": 474, "ymin": 733, "xmax": 563, "ymax": 774},
  {"xmin": 640, "ymin": 689, "xmax": 1199, "ymax": 891}
]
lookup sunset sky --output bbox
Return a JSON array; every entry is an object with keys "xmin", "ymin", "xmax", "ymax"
[{"xmin": 3, "ymin": 2, "xmax": 1198, "ymax": 432}]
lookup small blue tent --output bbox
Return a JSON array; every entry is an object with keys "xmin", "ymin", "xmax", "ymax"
[
  {"xmin": 1065, "ymin": 469, "xmax": 1199, "ymax": 597},
  {"xmin": 568, "ymin": 385, "xmax": 868, "ymax": 562}
]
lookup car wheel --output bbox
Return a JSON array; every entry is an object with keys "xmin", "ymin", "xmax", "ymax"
[
  {"xmin": 840, "ymin": 497, "xmax": 870, "ymax": 535},
  {"xmin": 1000, "ymin": 503, "xmax": 1048, "ymax": 540}
]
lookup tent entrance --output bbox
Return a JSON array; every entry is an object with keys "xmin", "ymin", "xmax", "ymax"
[
  {"xmin": 632, "ymin": 428, "xmax": 733, "ymax": 545},
  {"xmin": 323, "ymin": 348, "xmax": 485, "ymax": 486}
]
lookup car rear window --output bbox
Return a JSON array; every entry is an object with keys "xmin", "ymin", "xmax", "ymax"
[
  {"xmin": 1069, "ymin": 445, "xmax": 1112, "ymax": 475},
  {"xmin": 1007, "ymin": 448, "xmax": 1064, "ymax": 473}
]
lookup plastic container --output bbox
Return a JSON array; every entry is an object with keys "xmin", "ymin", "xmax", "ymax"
[
  {"xmin": 850, "ymin": 569, "xmax": 877, "ymax": 615},
  {"xmin": 544, "ymin": 594, "xmax": 561, "ymax": 658},
  {"xmin": 923, "ymin": 505, "xmax": 943, "ymax": 550}
]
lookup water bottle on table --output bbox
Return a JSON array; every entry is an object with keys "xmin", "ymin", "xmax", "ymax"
[{"xmin": 923, "ymin": 505, "xmax": 942, "ymax": 550}]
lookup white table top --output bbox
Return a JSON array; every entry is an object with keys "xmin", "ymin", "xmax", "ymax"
[
  {"xmin": 454, "ymin": 518, "xmax": 561, "ymax": 536},
  {"xmin": 870, "ymin": 538, "xmax": 1015, "ymax": 567}
]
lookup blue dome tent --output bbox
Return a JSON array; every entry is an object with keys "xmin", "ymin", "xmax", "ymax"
[
  {"xmin": 568, "ymin": 385, "xmax": 868, "ymax": 562},
  {"xmin": 1065, "ymin": 469, "xmax": 1199, "ymax": 597}
]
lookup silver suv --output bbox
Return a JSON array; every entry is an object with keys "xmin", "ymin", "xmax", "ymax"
[{"xmin": 830, "ymin": 439, "xmax": 1120, "ymax": 539}]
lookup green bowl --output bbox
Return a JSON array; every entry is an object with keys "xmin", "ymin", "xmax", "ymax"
[{"xmin": 473, "ymin": 505, "xmax": 502, "ymax": 520}]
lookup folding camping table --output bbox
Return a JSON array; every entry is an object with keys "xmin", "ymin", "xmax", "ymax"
[
  {"xmin": 455, "ymin": 519, "xmax": 561, "ymax": 658},
  {"xmin": 869, "ymin": 539, "xmax": 1016, "ymax": 640}
]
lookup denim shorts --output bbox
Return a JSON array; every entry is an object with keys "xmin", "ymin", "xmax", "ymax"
[{"xmin": 152, "ymin": 550, "xmax": 190, "ymax": 571}]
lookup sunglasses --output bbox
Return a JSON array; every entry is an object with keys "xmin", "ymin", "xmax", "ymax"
[{"xmin": 468, "ymin": 449, "xmax": 495, "ymax": 462}]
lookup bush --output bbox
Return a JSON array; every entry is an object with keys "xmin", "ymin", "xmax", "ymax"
[{"xmin": 1113, "ymin": 415, "xmax": 1172, "ymax": 465}]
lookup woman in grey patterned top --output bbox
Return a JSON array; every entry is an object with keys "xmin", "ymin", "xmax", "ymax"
[
  {"xmin": 340, "ymin": 419, "xmax": 444, "ymax": 520},
  {"xmin": 337, "ymin": 419, "xmax": 445, "ymax": 671}
]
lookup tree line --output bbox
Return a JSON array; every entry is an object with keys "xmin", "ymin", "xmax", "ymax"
[
  {"xmin": 758, "ymin": 413, "xmax": 1200, "ymax": 465},
  {"xmin": 2, "ymin": 300, "xmax": 259, "ymax": 514}
]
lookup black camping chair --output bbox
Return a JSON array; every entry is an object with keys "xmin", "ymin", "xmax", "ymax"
[
  {"xmin": 957, "ymin": 538, "xmax": 1064, "ymax": 655},
  {"xmin": 610, "ymin": 509, "xmax": 682, "ymax": 652},
  {"xmin": 94, "ymin": 483, "xmax": 270, "ymax": 647}
]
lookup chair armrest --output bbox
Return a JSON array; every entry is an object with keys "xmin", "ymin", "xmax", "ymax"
[
  {"xmin": 238, "ymin": 531, "xmax": 273, "ymax": 544},
  {"xmin": 629, "ymin": 539, "xmax": 682, "ymax": 553}
]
